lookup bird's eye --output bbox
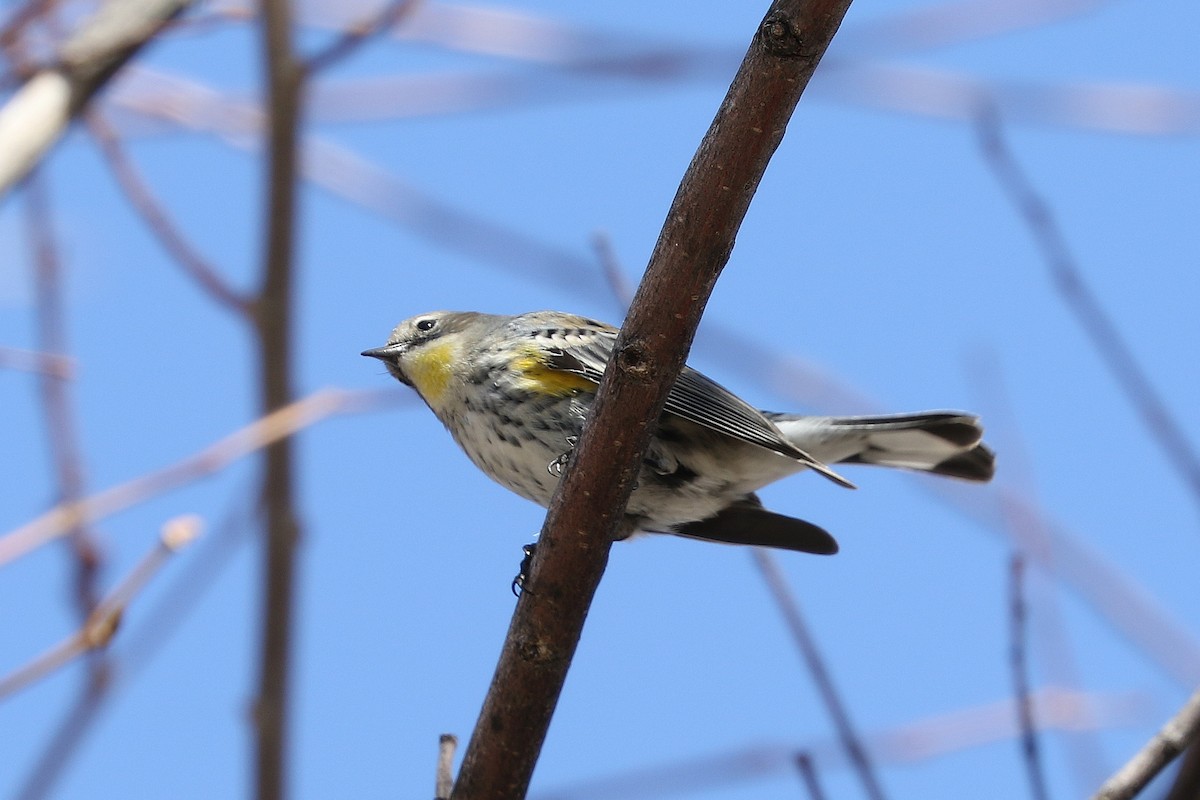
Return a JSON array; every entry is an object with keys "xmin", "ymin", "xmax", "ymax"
[{"xmin": 416, "ymin": 318, "xmax": 437, "ymax": 332}]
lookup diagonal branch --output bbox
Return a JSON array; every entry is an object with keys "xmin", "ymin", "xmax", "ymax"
[
  {"xmin": 85, "ymin": 111, "xmax": 251, "ymax": 313},
  {"xmin": 1009, "ymin": 554, "xmax": 1050, "ymax": 800},
  {"xmin": 975, "ymin": 105, "xmax": 1200, "ymax": 519},
  {"xmin": 448, "ymin": 1, "xmax": 854, "ymax": 797},
  {"xmin": 754, "ymin": 550, "xmax": 887, "ymax": 800},
  {"xmin": 0, "ymin": 0, "xmax": 197, "ymax": 195},
  {"xmin": 1092, "ymin": 687, "xmax": 1200, "ymax": 800}
]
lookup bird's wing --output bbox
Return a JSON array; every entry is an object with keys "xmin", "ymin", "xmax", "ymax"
[{"xmin": 529, "ymin": 318, "xmax": 854, "ymax": 489}]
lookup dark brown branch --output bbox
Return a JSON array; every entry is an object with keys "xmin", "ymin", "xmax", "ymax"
[
  {"xmin": 86, "ymin": 111, "xmax": 251, "ymax": 313},
  {"xmin": 753, "ymin": 550, "xmax": 887, "ymax": 800},
  {"xmin": 1092, "ymin": 688, "xmax": 1200, "ymax": 800},
  {"xmin": 975, "ymin": 105, "xmax": 1200, "ymax": 519},
  {"xmin": 1009, "ymin": 555, "xmax": 1050, "ymax": 800},
  {"xmin": 449, "ymin": 2, "xmax": 853, "ymax": 797},
  {"xmin": 1165, "ymin": 745, "xmax": 1200, "ymax": 800},
  {"xmin": 252, "ymin": 1, "xmax": 304, "ymax": 798}
]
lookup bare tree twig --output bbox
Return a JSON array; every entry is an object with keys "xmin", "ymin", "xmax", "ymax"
[
  {"xmin": 23, "ymin": 170, "xmax": 105, "ymax": 621},
  {"xmin": 450, "ymin": 3, "xmax": 853, "ymax": 796},
  {"xmin": 1009, "ymin": 554, "xmax": 1050, "ymax": 800},
  {"xmin": 0, "ymin": 0, "xmax": 197, "ymax": 194},
  {"xmin": 0, "ymin": 345, "xmax": 74, "ymax": 378},
  {"xmin": 533, "ymin": 687, "xmax": 1147, "ymax": 799},
  {"xmin": 85, "ymin": 111, "xmax": 250, "ymax": 312},
  {"xmin": 590, "ymin": 231, "xmax": 635, "ymax": 308},
  {"xmin": 251, "ymin": 0, "xmax": 304, "ymax": 797},
  {"xmin": 975, "ymin": 104, "xmax": 1200, "ymax": 519},
  {"xmin": 0, "ymin": 515, "xmax": 200, "ymax": 698},
  {"xmin": 0, "ymin": 388, "xmax": 390, "ymax": 565},
  {"xmin": 793, "ymin": 752, "xmax": 828, "ymax": 800},
  {"xmin": 303, "ymin": 0, "xmax": 421, "ymax": 75},
  {"xmin": 1092, "ymin": 688, "xmax": 1200, "ymax": 800},
  {"xmin": 753, "ymin": 550, "xmax": 887, "ymax": 800},
  {"xmin": 14, "ymin": 493, "xmax": 255, "ymax": 799},
  {"xmin": 436, "ymin": 734, "xmax": 458, "ymax": 800}
]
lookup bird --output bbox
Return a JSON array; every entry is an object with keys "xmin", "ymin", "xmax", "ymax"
[{"xmin": 362, "ymin": 310, "xmax": 994, "ymax": 557}]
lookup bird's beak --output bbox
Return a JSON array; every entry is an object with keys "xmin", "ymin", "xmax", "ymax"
[{"xmin": 361, "ymin": 344, "xmax": 402, "ymax": 361}]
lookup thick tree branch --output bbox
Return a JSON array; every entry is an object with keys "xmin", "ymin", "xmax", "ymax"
[{"xmin": 449, "ymin": 2, "xmax": 854, "ymax": 797}]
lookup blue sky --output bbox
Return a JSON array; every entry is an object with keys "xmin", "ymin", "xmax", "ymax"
[{"xmin": 2, "ymin": 1, "xmax": 1199, "ymax": 798}]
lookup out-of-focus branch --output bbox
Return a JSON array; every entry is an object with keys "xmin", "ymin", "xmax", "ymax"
[
  {"xmin": 533, "ymin": 687, "xmax": 1148, "ymax": 799},
  {"xmin": 449, "ymin": 2, "xmax": 854, "ymax": 797},
  {"xmin": 0, "ymin": 388, "xmax": 389, "ymax": 566},
  {"xmin": 1009, "ymin": 555, "xmax": 1050, "ymax": 800},
  {"xmin": 23, "ymin": 171, "xmax": 104, "ymax": 622},
  {"xmin": 976, "ymin": 105, "xmax": 1200, "ymax": 518},
  {"xmin": 0, "ymin": 0, "xmax": 196, "ymax": 195},
  {"xmin": 0, "ymin": 345, "xmax": 74, "ymax": 378},
  {"xmin": 794, "ymin": 753, "xmax": 828, "ymax": 800},
  {"xmin": 85, "ymin": 111, "xmax": 250, "ymax": 313},
  {"xmin": 753, "ymin": 550, "xmax": 887, "ymax": 800},
  {"xmin": 251, "ymin": 0, "xmax": 304, "ymax": 797},
  {"xmin": 1092, "ymin": 688, "xmax": 1200, "ymax": 800},
  {"xmin": 14, "ymin": 494, "xmax": 255, "ymax": 800},
  {"xmin": 0, "ymin": 515, "xmax": 200, "ymax": 698},
  {"xmin": 303, "ymin": 0, "xmax": 421, "ymax": 75}
]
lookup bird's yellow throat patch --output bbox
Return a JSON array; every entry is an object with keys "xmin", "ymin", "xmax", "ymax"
[
  {"xmin": 404, "ymin": 341, "xmax": 461, "ymax": 406},
  {"xmin": 513, "ymin": 348, "xmax": 596, "ymax": 397}
]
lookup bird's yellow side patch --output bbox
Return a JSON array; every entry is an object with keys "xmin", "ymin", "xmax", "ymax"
[
  {"xmin": 404, "ymin": 341, "xmax": 460, "ymax": 406},
  {"xmin": 513, "ymin": 349, "xmax": 596, "ymax": 397}
]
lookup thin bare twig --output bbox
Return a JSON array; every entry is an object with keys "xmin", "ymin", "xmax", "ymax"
[
  {"xmin": 0, "ymin": 515, "xmax": 200, "ymax": 698},
  {"xmin": 590, "ymin": 231, "xmax": 635, "ymax": 308},
  {"xmin": 23, "ymin": 172, "xmax": 104, "ymax": 620},
  {"xmin": 252, "ymin": 0, "xmax": 304, "ymax": 797},
  {"xmin": 450, "ymin": 3, "xmax": 854, "ymax": 796},
  {"xmin": 0, "ymin": 345, "xmax": 74, "ymax": 378},
  {"xmin": 1010, "ymin": 555, "xmax": 1050, "ymax": 800},
  {"xmin": 303, "ymin": 0, "xmax": 421, "ymax": 75},
  {"xmin": 975, "ymin": 104, "xmax": 1200, "ymax": 519},
  {"xmin": 14, "ymin": 493, "xmax": 255, "ymax": 799},
  {"xmin": 0, "ymin": 388, "xmax": 389, "ymax": 565},
  {"xmin": 793, "ymin": 753, "xmax": 828, "ymax": 800},
  {"xmin": 436, "ymin": 734, "xmax": 458, "ymax": 799},
  {"xmin": 533, "ymin": 687, "xmax": 1147, "ymax": 798},
  {"xmin": 86, "ymin": 111, "xmax": 250, "ymax": 312},
  {"xmin": 972, "ymin": 351, "xmax": 1108, "ymax": 793},
  {"xmin": 753, "ymin": 550, "xmax": 887, "ymax": 800},
  {"xmin": 1092, "ymin": 688, "xmax": 1200, "ymax": 800}
]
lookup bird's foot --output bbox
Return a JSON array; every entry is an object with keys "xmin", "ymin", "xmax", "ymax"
[{"xmin": 511, "ymin": 543, "xmax": 536, "ymax": 597}]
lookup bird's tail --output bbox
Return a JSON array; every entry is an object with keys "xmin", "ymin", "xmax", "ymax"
[{"xmin": 765, "ymin": 411, "xmax": 995, "ymax": 482}]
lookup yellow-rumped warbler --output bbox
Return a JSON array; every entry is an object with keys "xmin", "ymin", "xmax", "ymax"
[{"xmin": 362, "ymin": 310, "xmax": 994, "ymax": 555}]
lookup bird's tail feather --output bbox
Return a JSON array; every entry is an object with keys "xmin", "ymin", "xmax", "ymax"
[{"xmin": 767, "ymin": 411, "xmax": 995, "ymax": 482}]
